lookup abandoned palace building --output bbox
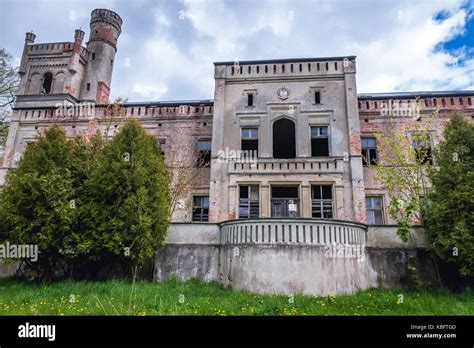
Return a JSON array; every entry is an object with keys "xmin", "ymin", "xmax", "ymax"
[{"xmin": 1, "ymin": 9, "xmax": 473, "ymax": 295}]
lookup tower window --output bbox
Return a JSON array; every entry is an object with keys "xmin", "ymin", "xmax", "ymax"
[
  {"xmin": 247, "ymin": 93, "xmax": 254, "ymax": 106},
  {"xmin": 239, "ymin": 185, "xmax": 260, "ymax": 219},
  {"xmin": 311, "ymin": 185, "xmax": 333, "ymax": 218},
  {"xmin": 361, "ymin": 137, "xmax": 377, "ymax": 165},
  {"xmin": 314, "ymin": 91, "xmax": 321, "ymax": 104},
  {"xmin": 86, "ymin": 83, "xmax": 91, "ymax": 91},
  {"xmin": 41, "ymin": 72, "xmax": 53, "ymax": 94},
  {"xmin": 310, "ymin": 126, "xmax": 329, "ymax": 157},
  {"xmin": 196, "ymin": 140, "xmax": 212, "ymax": 167},
  {"xmin": 241, "ymin": 128, "xmax": 258, "ymax": 157},
  {"xmin": 92, "ymin": 52, "xmax": 95, "ymax": 60},
  {"xmin": 192, "ymin": 195, "xmax": 209, "ymax": 222}
]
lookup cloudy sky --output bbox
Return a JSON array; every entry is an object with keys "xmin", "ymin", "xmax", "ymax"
[{"xmin": 0, "ymin": 0, "xmax": 473, "ymax": 102}]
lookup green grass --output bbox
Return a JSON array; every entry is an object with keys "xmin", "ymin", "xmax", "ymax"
[{"xmin": 0, "ymin": 277, "xmax": 472, "ymax": 316}]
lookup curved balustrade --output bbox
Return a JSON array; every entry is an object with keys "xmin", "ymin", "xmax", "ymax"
[{"xmin": 220, "ymin": 218, "xmax": 367, "ymax": 246}]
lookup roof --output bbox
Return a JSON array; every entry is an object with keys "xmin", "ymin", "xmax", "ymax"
[
  {"xmin": 104, "ymin": 99, "xmax": 214, "ymax": 107},
  {"xmin": 358, "ymin": 90, "xmax": 474, "ymax": 100},
  {"xmin": 213, "ymin": 56, "xmax": 357, "ymax": 66}
]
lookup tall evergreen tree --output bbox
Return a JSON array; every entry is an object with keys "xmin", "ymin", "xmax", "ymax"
[
  {"xmin": 425, "ymin": 113, "xmax": 474, "ymax": 279},
  {"xmin": 85, "ymin": 119, "xmax": 170, "ymax": 276},
  {"xmin": 0, "ymin": 125, "xmax": 75, "ymax": 281}
]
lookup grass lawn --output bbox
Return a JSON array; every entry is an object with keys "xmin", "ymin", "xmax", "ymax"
[{"xmin": 0, "ymin": 277, "xmax": 472, "ymax": 316}]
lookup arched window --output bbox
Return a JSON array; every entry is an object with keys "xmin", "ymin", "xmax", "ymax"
[
  {"xmin": 41, "ymin": 72, "xmax": 53, "ymax": 94},
  {"xmin": 273, "ymin": 118, "xmax": 296, "ymax": 158}
]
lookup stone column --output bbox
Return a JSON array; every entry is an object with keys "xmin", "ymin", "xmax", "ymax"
[
  {"xmin": 261, "ymin": 185, "xmax": 270, "ymax": 217},
  {"xmin": 301, "ymin": 185, "xmax": 311, "ymax": 217}
]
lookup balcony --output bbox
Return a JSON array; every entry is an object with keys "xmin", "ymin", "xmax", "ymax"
[
  {"xmin": 227, "ymin": 157, "xmax": 344, "ymax": 175},
  {"xmin": 220, "ymin": 218, "xmax": 367, "ymax": 246}
]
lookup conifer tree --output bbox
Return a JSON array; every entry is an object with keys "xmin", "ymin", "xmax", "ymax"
[
  {"xmin": 425, "ymin": 113, "xmax": 474, "ymax": 279},
  {"xmin": 85, "ymin": 119, "xmax": 170, "ymax": 276}
]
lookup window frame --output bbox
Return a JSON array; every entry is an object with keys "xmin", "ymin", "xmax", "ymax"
[
  {"xmin": 365, "ymin": 196, "xmax": 384, "ymax": 225},
  {"xmin": 192, "ymin": 195, "xmax": 209, "ymax": 222},
  {"xmin": 238, "ymin": 184, "xmax": 260, "ymax": 219},
  {"xmin": 411, "ymin": 134, "xmax": 433, "ymax": 165},
  {"xmin": 311, "ymin": 184, "xmax": 334, "ymax": 219},
  {"xmin": 241, "ymin": 127, "xmax": 259, "ymax": 158},
  {"xmin": 310, "ymin": 125, "xmax": 330, "ymax": 157},
  {"xmin": 196, "ymin": 139, "xmax": 212, "ymax": 167},
  {"xmin": 361, "ymin": 136, "xmax": 378, "ymax": 166}
]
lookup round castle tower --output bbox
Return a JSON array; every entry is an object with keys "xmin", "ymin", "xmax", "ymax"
[{"xmin": 81, "ymin": 8, "xmax": 122, "ymax": 103}]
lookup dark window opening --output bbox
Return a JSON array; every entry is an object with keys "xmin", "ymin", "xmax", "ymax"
[
  {"xmin": 86, "ymin": 83, "xmax": 91, "ymax": 91},
  {"xmin": 192, "ymin": 196, "xmax": 209, "ymax": 222},
  {"xmin": 271, "ymin": 186, "xmax": 299, "ymax": 218},
  {"xmin": 273, "ymin": 118, "xmax": 296, "ymax": 159},
  {"xmin": 247, "ymin": 93, "xmax": 254, "ymax": 106},
  {"xmin": 412, "ymin": 137, "xmax": 433, "ymax": 165},
  {"xmin": 310, "ymin": 126, "xmax": 329, "ymax": 157},
  {"xmin": 158, "ymin": 139, "xmax": 166, "ymax": 157},
  {"xmin": 366, "ymin": 196, "xmax": 384, "ymax": 224},
  {"xmin": 41, "ymin": 72, "xmax": 53, "ymax": 94},
  {"xmin": 314, "ymin": 91, "xmax": 321, "ymax": 104},
  {"xmin": 239, "ymin": 185, "xmax": 259, "ymax": 219},
  {"xmin": 312, "ymin": 185, "xmax": 333, "ymax": 218},
  {"xmin": 196, "ymin": 140, "xmax": 212, "ymax": 167},
  {"xmin": 92, "ymin": 52, "xmax": 95, "ymax": 60},
  {"xmin": 241, "ymin": 128, "xmax": 258, "ymax": 157},
  {"xmin": 361, "ymin": 137, "xmax": 377, "ymax": 165}
]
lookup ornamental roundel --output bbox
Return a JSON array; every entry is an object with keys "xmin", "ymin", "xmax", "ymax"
[{"xmin": 277, "ymin": 86, "xmax": 290, "ymax": 100}]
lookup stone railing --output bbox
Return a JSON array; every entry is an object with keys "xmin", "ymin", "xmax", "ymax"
[
  {"xmin": 228, "ymin": 157, "xmax": 344, "ymax": 175},
  {"xmin": 220, "ymin": 218, "xmax": 366, "ymax": 246}
]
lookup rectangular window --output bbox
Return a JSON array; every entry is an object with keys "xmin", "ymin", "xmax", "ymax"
[
  {"xmin": 271, "ymin": 186, "xmax": 299, "ymax": 218},
  {"xmin": 366, "ymin": 196, "xmax": 384, "ymax": 224},
  {"xmin": 192, "ymin": 195, "xmax": 209, "ymax": 222},
  {"xmin": 158, "ymin": 139, "xmax": 166, "ymax": 157},
  {"xmin": 239, "ymin": 185, "xmax": 259, "ymax": 219},
  {"xmin": 247, "ymin": 93, "xmax": 254, "ymax": 106},
  {"xmin": 412, "ymin": 136, "xmax": 433, "ymax": 165},
  {"xmin": 196, "ymin": 140, "xmax": 212, "ymax": 167},
  {"xmin": 86, "ymin": 83, "xmax": 91, "ymax": 91},
  {"xmin": 241, "ymin": 128, "xmax": 258, "ymax": 157},
  {"xmin": 361, "ymin": 137, "xmax": 378, "ymax": 165},
  {"xmin": 311, "ymin": 185, "xmax": 333, "ymax": 218},
  {"xmin": 310, "ymin": 126, "xmax": 329, "ymax": 156},
  {"xmin": 315, "ymin": 91, "xmax": 321, "ymax": 104}
]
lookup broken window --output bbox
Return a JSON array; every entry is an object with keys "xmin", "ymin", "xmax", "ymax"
[
  {"xmin": 412, "ymin": 136, "xmax": 433, "ymax": 165},
  {"xmin": 239, "ymin": 185, "xmax": 259, "ymax": 219},
  {"xmin": 273, "ymin": 118, "xmax": 296, "ymax": 159},
  {"xmin": 241, "ymin": 128, "xmax": 258, "ymax": 157},
  {"xmin": 271, "ymin": 186, "xmax": 299, "ymax": 218},
  {"xmin": 361, "ymin": 137, "xmax": 377, "ymax": 165},
  {"xmin": 366, "ymin": 196, "xmax": 384, "ymax": 224},
  {"xmin": 192, "ymin": 195, "xmax": 209, "ymax": 222},
  {"xmin": 196, "ymin": 140, "xmax": 212, "ymax": 167},
  {"xmin": 41, "ymin": 73, "xmax": 53, "ymax": 94},
  {"xmin": 310, "ymin": 126, "xmax": 329, "ymax": 156},
  {"xmin": 311, "ymin": 185, "xmax": 333, "ymax": 218},
  {"xmin": 158, "ymin": 138, "xmax": 166, "ymax": 157}
]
